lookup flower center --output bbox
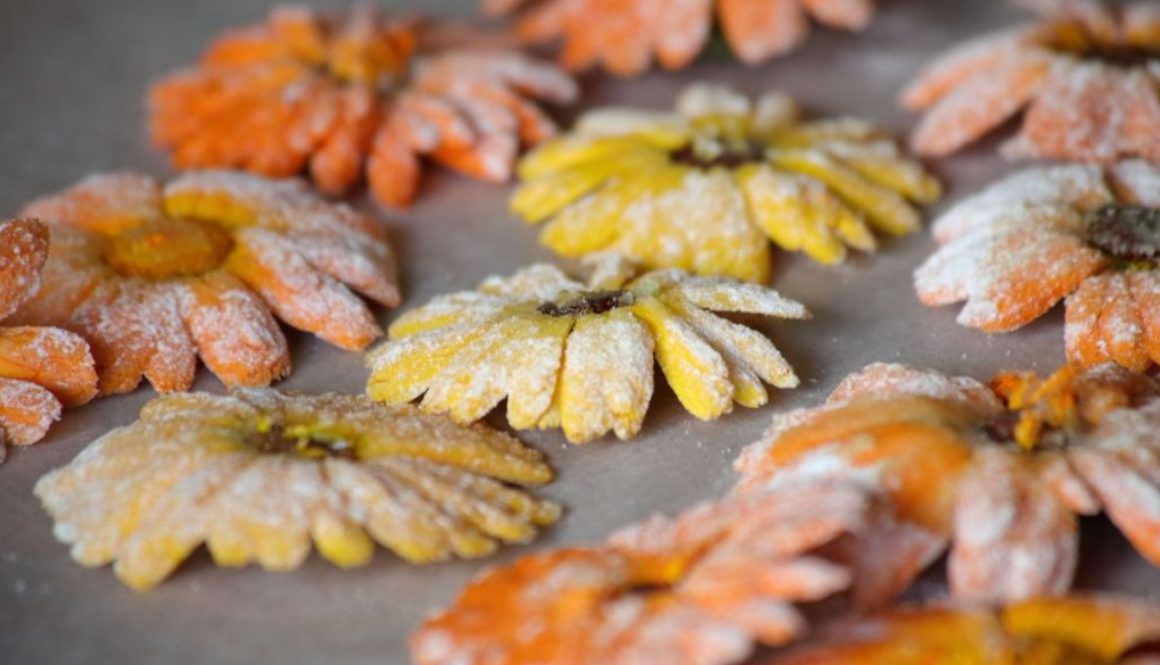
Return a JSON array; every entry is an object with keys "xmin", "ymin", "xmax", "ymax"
[
  {"xmin": 104, "ymin": 218, "xmax": 234, "ymax": 280},
  {"xmin": 1085, "ymin": 203, "xmax": 1160, "ymax": 266},
  {"xmin": 1042, "ymin": 26, "xmax": 1160, "ymax": 68},
  {"xmin": 537, "ymin": 290, "xmax": 635, "ymax": 317},
  {"xmin": 670, "ymin": 135, "xmax": 765, "ymax": 169},
  {"xmin": 246, "ymin": 419, "xmax": 357, "ymax": 460}
]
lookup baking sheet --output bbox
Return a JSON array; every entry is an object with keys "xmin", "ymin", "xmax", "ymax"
[{"xmin": 2, "ymin": 0, "xmax": 1157, "ymax": 663}]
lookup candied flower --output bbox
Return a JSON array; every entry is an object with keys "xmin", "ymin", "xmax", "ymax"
[
  {"xmin": 9, "ymin": 170, "xmax": 399, "ymax": 395},
  {"xmin": 738, "ymin": 361, "xmax": 1160, "ymax": 602},
  {"xmin": 902, "ymin": 0, "xmax": 1160, "ymax": 162},
  {"xmin": 412, "ymin": 478, "xmax": 870, "ymax": 665},
  {"xmin": 148, "ymin": 5, "xmax": 577, "ymax": 208},
  {"xmin": 483, "ymin": 0, "xmax": 877, "ymax": 77},
  {"xmin": 34, "ymin": 389, "xmax": 559, "ymax": 591},
  {"xmin": 770, "ymin": 595, "xmax": 1160, "ymax": 664},
  {"xmin": 0, "ymin": 218, "xmax": 97, "ymax": 462},
  {"xmin": 367, "ymin": 256, "xmax": 808, "ymax": 443},
  {"xmin": 512, "ymin": 84, "xmax": 940, "ymax": 283},
  {"xmin": 915, "ymin": 161, "xmax": 1160, "ymax": 372}
]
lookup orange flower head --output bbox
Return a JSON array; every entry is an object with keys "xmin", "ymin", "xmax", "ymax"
[
  {"xmin": 412, "ymin": 479, "xmax": 872, "ymax": 665},
  {"xmin": 483, "ymin": 0, "xmax": 877, "ymax": 77},
  {"xmin": 0, "ymin": 218, "xmax": 97, "ymax": 462},
  {"xmin": 772, "ymin": 595, "xmax": 1160, "ymax": 664},
  {"xmin": 9, "ymin": 171, "xmax": 400, "ymax": 395},
  {"xmin": 148, "ymin": 6, "xmax": 577, "ymax": 207},
  {"xmin": 738, "ymin": 361, "xmax": 1160, "ymax": 602},
  {"xmin": 915, "ymin": 160, "xmax": 1160, "ymax": 373},
  {"xmin": 903, "ymin": 0, "xmax": 1160, "ymax": 162}
]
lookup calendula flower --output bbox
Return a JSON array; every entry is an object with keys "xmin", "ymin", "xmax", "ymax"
[
  {"xmin": 34, "ymin": 389, "xmax": 559, "ymax": 591},
  {"xmin": 0, "ymin": 218, "xmax": 97, "ymax": 462},
  {"xmin": 9, "ymin": 170, "xmax": 399, "ymax": 394},
  {"xmin": 413, "ymin": 478, "xmax": 870, "ymax": 665},
  {"xmin": 915, "ymin": 161, "xmax": 1160, "ymax": 373},
  {"xmin": 738, "ymin": 361, "xmax": 1160, "ymax": 601},
  {"xmin": 512, "ymin": 84, "xmax": 940, "ymax": 283},
  {"xmin": 367, "ymin": 256, "xmax": 807, "ymax": 443},
  {"xmin": 903, "ymin": 0, "xmax": 1160, "ymax": 162},
  {"xmin": 771, "ymin": 595, "xmax": 1160, "ymax": 664},
  {"xmin": 483, "ymin": 0, "xmax": 878, "ymax": 77},
  {"xmin": 149, "ymin": 5, "xmax": 577, "ymax": 208}
]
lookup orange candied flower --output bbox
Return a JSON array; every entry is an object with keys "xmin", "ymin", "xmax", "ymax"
[
  {"xmin": 915, "ymin": 161, "xmax": 1160, "ymax": 373},
  {"xmin": 148, "ymin": 6, "xmax": 577, "ymax": 208},
  {"xmin": 483, "ymin": 0, "xmax": 877, "ymax": 77},
  {"xmin": 8, "ymin": 171, "xmax": 399, "ymax": 395},
  {"xmin": 737, "ymin": 361, "xmax": 1160, "ymax": 602},
  {"xmin": 0, "ymin": 218, "xmax": 97, "ymax": 462},
  {"xmin": 412, "ymin": 479, "xmax": 873, "ymax": 665},
  {"xmin": 902, "ymin": 0, "xmax": 1160, "ymax": 162},
  {"xmin": 770, "ymin": 595, "xmax": 1160, "ymax": 664}
]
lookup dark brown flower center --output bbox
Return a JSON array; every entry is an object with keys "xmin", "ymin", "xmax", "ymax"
[
  {"xmin": 670, "ymin": 137, "xmax": 765, "ymax": 169},
  {"xmin": 538, "ymin": 290, "xmax": 634, "ymax": 317},
  {"xmin": 247, "ymin": 421, "xmax": 357, "ymax": 460},
  {"xmin": 1085, "ymin": 203, "xmax": 1160, "ymax": 265}
]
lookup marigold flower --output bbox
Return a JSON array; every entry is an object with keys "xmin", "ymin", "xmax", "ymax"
[
  {"xmin": 512, "ymin": 84, "xmax": 940, "ymax": 283},
  {"xmin": 9, "ymin": 170, "xmax": 399, "ymax": 394},
  {"xmin": 738, "ymin": 361, "xmax": 1160, "ymax": 601},
  {"xmin": 915, "ymin": 161, "xmax": 1160, "ymax": 372},
  {"xmin": 771, "ymin": 595, "xmax": 1160, "ymax": 664},
  {"xmin": 0, "ymin": 218, "xmax": 97, "ymax": 462},
  {"xmin": 148, "ymin": 6, "xmax": 577, "ymax": 207},
  {"xmin": 35, "ymin": 389, "xmax": 559, "ymax": 590},
  {"xmin": 413, "ymin": 478, "xmax": 870, "ymax": 665},
  {"xmin": 483, "ymin": 0, "xmax": 877, "ymax": 77},
  {"xmin": 903, "ymin": 0, "xmax": 1160, "ymax": 162},
  {"xmin": 367, "ymin": 256, "xmax": 807, "ymax": 443}
]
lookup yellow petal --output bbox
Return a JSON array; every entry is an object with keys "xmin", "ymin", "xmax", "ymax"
[
  {"xmin": 735, "ymin": 164, "xmax": 848, "ymax": 265},
  {"xmin": 366, "ymin": 321, "xmax": 496, "ymax": 405},
  {"xmin": 311, "ymin": 511, "xmax": 374, "ymax": 568},
  {"xmin": 828, "ymin": 141, "xmax": 942, "ymax": 204}
]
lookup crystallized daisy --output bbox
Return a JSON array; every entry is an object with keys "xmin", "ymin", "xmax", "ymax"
[
  {"xmin": 738, "ymin": 361, "xmax": 1160, "ymax": 601},
  {"xmin": 413, "ymin": 478, "xmax": 870, "ymax": 665},
  {"xmin": 512, "ymin": 84, "xmax": 940, "ymax": 283},
  {"xmin": 915, "ymin": 161, "xmax": 1160, "ymax": 372},
  {"xmin": 483, "ymin": 0, "xmax": 877, "ymax": 77},
  {"xmin": 34, "ymin": 389, "xmax": 559, "ymax": 591},
  {"xmin": 149, "ymin": 6, "xmax": 577, "ymax": 208},
  {"xmin": 367, "ymin": 257, "xmax": 807, "ymax": 443},
  {"xmin": 772, "ymin": 595, "xmax": 1160, "ymax": 664},
  {"xmin": 903, "ymin": 0, "xmax": 1160, "ymax": 162},
  {"xmin": 9, "ymin": 171, "xmax": 399, "ymax": 395},
  {"xmin": 0, "ymin": 218, "xmax": 97, "ymax": 463}
]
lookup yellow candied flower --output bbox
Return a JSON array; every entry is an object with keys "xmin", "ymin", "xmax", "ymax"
[
  {"xmin": 34, "ymin": 389, "xmax": 560, "ymax": 591},
  {"xmin": 367, "ymin": 256, "xmax": 808, "ymax": 443},
  {"xmin": 512, "ymin": 83, "xmax": 942, "ymax": 283}
]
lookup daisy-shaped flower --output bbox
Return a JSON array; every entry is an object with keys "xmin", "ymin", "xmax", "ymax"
[
  {"xmin": 367, "ymin": 256, "xmax": 807, "ymax": 443},
  {"xmin": 483, "ymin": 0, "xmax": 877, "ymax": 77},
  {"xmin": 915, "ymin": 161, "xmax": 1160, "ymax": 372},
  {"xmin": 512, "ymin": 84, "xmax": 940, "ymax": 283},
  {"xmin": 772, "ymin": 595, "xmax": 1160, "ymax": 664},
  {"xmin": 903, "ymin": 0, "xmax": 1160, "ymax": 161},
  {"xmin": 34, "ymin": 389, "xmax": 560, "ymax": 591},
  {"xmin": 738, "ymin": 361, "xmax": 1160, "ymax": 601},
  {"xmin": 0, "ymin": 218, "xmax": 97, "ymax": 463},
  {"xmin": 149, "ymin": 5, "xmax": 577, "ymax": 208},
  {"xmin": 9, "ymin": 170, "xmax": 399, "ymax": 395},
  {"xmin": 413, "ymin": 478, "xmax": 871, "ymax": 665}
]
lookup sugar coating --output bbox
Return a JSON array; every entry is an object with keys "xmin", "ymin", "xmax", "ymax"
[{"xmin": 33, "ymin": 389, "xmax": 559, "ymax": 591}]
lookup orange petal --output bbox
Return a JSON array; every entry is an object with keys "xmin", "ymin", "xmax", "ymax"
[
  {"xmin": 1002, "ymin": 595, "xmax": 1160, "ymax": 662},
  {"xmin": 0, "ymin": 377, "xmax": 61, "ymax": 447},
  {"xmin": 1015, "ymin": 64, "xmax": 1128, "ymax": 163},
  {"xmin": 294, "ymin": 234, "xmax": 400, "ymax": 307},
  {"xmin": 1071, "ymin": 440, "xmax": 1160, "ymax": 568},
  {"xmin": 0, "ymin": 327, "xmax": 97, "ymax": 407},
  {"xmin": 21, "ymin": 173, "xmax": 163, "ymax": 236},
  {"xmin": 654, "ymin": 0, "xmax": 712, "ymax": 70},
  {"xmin": 589, "ymin": 0, "xmax": 660, "ymax": 76},
  {"xmin": 900, "ymin": 30, "xmax": 1026, "ymax": 109},
  {"xmin": 228, "ymin": 228, "xmax": 381, "ymax": 350},
  {"xmin": 1065, "ymin": 272, "xmax": 1152, "ymax": 372},
  {"xmin": 910, "ymin": 51, "xmax": 1051, "ymax": 156},
  {"xmin": 180, "ymin": 271, "xmax": 290, "ymax": 387},
  {"xmin": 799, "ymin": 0, "xmax": 873, "ymax": 30},
  {"xmin": 0, "ymin": 218, "xmax": 49, "ymax": 319},
  {"xmin": 367, "ymin": 121, "xmax": 423, "ymax": 208},
  {"xmin": 949, "ymin": 451, "xmax": 1077, "ymax": 600},
  {"xmin": 310, "ymin": 87, "xmax": 379, "ymax": 196},
  {"xmin": 719, "ymin": 0, "xmax": 808, "ymax": 63}
]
